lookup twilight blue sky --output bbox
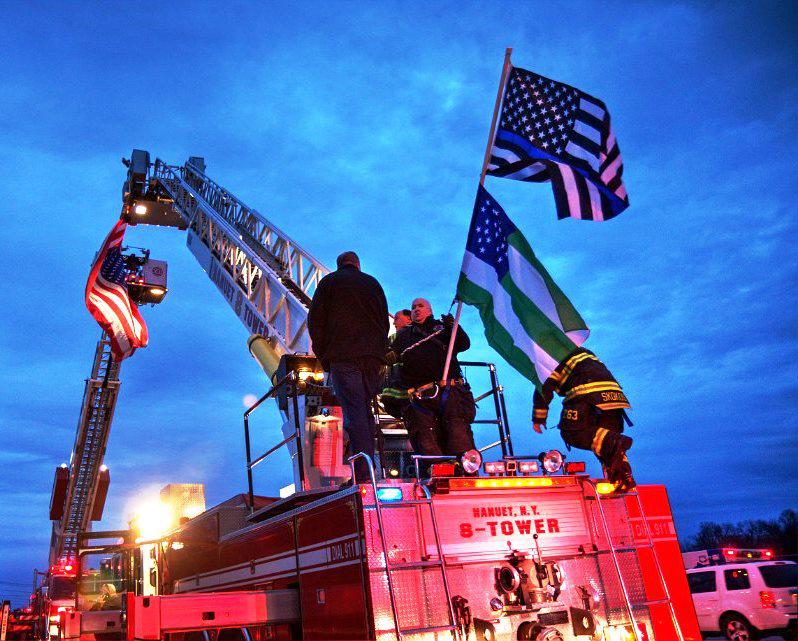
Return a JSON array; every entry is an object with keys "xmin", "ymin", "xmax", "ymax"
[{"xmin": 1, "ymin": 1, "xmax": 796, "ymax": 604}]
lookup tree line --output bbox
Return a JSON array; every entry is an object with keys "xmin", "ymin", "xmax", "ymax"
[{"xmin": 682, "ymin": 509, "xmax": 797, "ymax": 558}]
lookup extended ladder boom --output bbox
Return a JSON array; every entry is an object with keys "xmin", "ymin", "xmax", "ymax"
[
  {"xmin": 147, "ymin": 157, "xmax": 329, "ymax": 359},
  {"xmin": 49, "ymin": 334, "xmax": 119, "ymax": 564}
]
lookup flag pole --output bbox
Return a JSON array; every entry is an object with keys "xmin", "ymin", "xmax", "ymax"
[
  {"xmin": 441, "ymin": 48, "xmax": 513, "ymax": 385},
  {"xmin": 480, "ymin": 47, "xmax": 513, "ymax": 186}
]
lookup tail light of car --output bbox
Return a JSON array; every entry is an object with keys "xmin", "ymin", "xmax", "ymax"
[{"xmin": 760, "ymin": 590, "xmax": 777, "ymax": 608}]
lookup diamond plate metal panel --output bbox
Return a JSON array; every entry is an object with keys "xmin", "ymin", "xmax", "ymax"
[
  {"xmin": 595, "ymin": 550, "xmax": 648, "ymax": 625},
  {"xmin": 364, "ymin": 505, "xmax": 430, "ymax": 569},
  {"xmin": 393, "ymin": 567, "xmax": 451, "ymax": 630},
  {"xmin": 586, "ymin": 494, "xmax": 636, "ymax": 550}
]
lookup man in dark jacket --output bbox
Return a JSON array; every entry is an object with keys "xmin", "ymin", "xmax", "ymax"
[
  {"xmin": 532, "ymin": 347, "xmax": 635, "ymax": 491},
  {"xmin": 391, "ymin": 298, "xmax": 476, "ymax": 456},
  {"xmin": 378, "ymin": 309, "xmax": 415, "ymax": 419},
  {"xmin": 307, "ymin": 251, "xmax": 389, "ymax": 481}
]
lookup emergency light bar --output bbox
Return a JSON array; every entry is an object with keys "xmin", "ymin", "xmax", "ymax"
[
  {"xmin": 565, "ymin": 461, "xmax": 586, "ymax": 474},
  {"xmin": 721, "ymin": 548, "xmax": 774, "ymax": 562},
  {"xmin": 484, "ymin": 461, "xmax": 506, "ymax": 475},
  {"xmin": 518, "ymin": 460, "xmax": 539, "ymax": 474}
]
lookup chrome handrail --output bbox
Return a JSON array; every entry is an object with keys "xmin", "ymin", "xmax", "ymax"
[
  {"xmin": 347, "ymin": 453, "xmax": 402, "ymax": 639},
  {"xmin": 244, "ymin": 372, "xmax": 303, "ymax": 509},
  {"xmin": 584, "ymin": 479, "xmax": 643, "ymax": 638},
  {"xmin": 460, "ymin": 361, "xmax": 513, "ymax": 457}
]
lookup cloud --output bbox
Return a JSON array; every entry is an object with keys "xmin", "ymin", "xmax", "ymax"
[{"xmin": 1, "ymin": 0, "xmax": 796, "ymax": 596}]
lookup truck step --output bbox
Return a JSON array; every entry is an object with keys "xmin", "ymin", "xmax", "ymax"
[
  {"xmin": 400, "ymin": 624, "xmax": 457, "ymax": 635},
  {"xmin": 388, "ymin": 560, "xmax": 444, "ymax": 570}
]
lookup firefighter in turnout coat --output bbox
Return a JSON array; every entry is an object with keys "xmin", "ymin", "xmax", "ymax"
[
  {"xmin": 533, "ymin": 347, "xmax": 635, "ymax": 490},
  {"xmin": 390, "ymin": 298, "xmax": 477, "ymax": 457}
]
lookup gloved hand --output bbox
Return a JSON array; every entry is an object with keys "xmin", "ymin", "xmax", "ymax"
[
  {"xmin": 533, "ymin": 422, "xmax": 545, "ymax": 434},
  {"xmin": 442, "ymin": 313, "xmax": 455, "ymax": 329}
]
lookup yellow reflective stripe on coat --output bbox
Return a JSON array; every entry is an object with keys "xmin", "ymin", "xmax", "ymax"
[
  {"xmin": 564, "ymin": 381, "xmax": 623, "ymax": 401},
  {"xmin": 562, "ymin": 351, "xmax": 597, "ymax": 373},
  {"xmin": 595, "ymin": 401, "xmax": 630, "ymax": 410},
  {"xmin": 557, "ymin": 352, "xmax": 599, "ymax": 390}
]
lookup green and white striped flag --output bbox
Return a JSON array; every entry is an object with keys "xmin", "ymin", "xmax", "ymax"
[{"xmin": 456, "ymin": 185, "xmax": 589, "ymax": 387}]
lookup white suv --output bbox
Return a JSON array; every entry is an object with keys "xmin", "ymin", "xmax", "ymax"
[{"xmin": 686, "ymin": 560, "xmax": 797, "ymax": 640}]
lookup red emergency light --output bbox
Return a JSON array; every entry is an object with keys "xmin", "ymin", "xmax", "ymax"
[
  {"xmin": 517, "ymin": 460, "xmax": 539, "ymax": 475},
  {"xmin": 430, "ymin": 463, "xmax": 456, "ymax": 477},
  {"xmin": 564, "ymin": 461, "xmax": 586, "ymax": 474},
  {"xmin": 51, "ymin": 560, "xmax": 76, "ymax": 576}
]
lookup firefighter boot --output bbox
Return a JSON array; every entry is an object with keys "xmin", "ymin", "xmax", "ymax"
[
  {"xmin": 607, "ymin": 452, "xmax": 636, "ymax": 493},
  {"xmin": 599, "ymin": 433, "xmax": 633, "ymax": 492}
]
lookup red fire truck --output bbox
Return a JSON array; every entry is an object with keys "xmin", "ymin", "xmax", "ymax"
[
  {"xmin": 63, "ymin": 358, "xmax": 702, "ymax": 641},
  {"xmin": 28, "ymin": 564, "xmax": 77, "ymax": 641},
  {"xmin": 63, "ymin": 456, "xmax": 701, "ymax": 640},
  {"xmin": 56, "ymin": 153, "xmax": 702, "ymax": 641}
]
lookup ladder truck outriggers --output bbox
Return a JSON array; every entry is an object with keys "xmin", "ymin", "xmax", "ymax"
[{"xmin": 60, "ymin": 151, "xmax": 702, "ymax": 641}]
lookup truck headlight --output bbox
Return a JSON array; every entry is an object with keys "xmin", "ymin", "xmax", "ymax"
[
  {"xmin": 540, "ymin": 450, "xmax": 564, "ymax": 474},
  {"xmin": 460, "ymin": 449, "xmax": 482, "ymax": 475}
]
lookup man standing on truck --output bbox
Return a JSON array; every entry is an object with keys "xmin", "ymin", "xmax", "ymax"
[
  {"xmin": 308, "ymin": 251, "xmax": 389, "ymax": 481},
  {"xmin": 391, "ymin": 298, "xmax": 477, "ymax": 456},
  {"xmin": 532, "ymin": 347, "xmax": 635, "ymax": 491}
]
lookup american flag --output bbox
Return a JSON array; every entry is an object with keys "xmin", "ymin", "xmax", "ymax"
[
  {"xmin": 487, "ymin": 66, "xmax": 629, "ymax": 221},
  {"xmin": 85, "ymin": 219, "xmax": 148, "ymax": 360}
]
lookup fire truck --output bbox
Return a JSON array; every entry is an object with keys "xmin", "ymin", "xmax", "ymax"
[
  {"xmin": 29, "ymin": 564, "xmax": 78, "ymax": 641},
  {"xmin": 56, "ymin": 151, "xmax": 701, "ymax": 641}
]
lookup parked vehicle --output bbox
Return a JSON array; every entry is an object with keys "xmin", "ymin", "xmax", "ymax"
[{"xmin": 686, "ymin": 560, "xmax": 797, "ymax": 640}]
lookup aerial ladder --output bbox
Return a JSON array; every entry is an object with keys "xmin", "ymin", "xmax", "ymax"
[
  {"xmin": 45, "ymin": 148, "xmax": 332, "ymax": 578},
  {"xmin": 46, "ymin": 155, "xmax": 170, "ymax": 567},
  {"xmin": 131, "ymin": 151, "xmax": 329, "ymax": 361},
  {"xmin": 46, "ymin": 335, "xmax": 118, "ymax": 566},
  {"xmin": 40, "ymin": 154, "xmax": 171, "ymax": 636},
  {"xmin": 123, "ymin": 150, "xmax": 336, "ymax": 490}
]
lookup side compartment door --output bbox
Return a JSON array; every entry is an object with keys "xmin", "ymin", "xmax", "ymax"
[{"xmin": 295, "ymin": 494, "xmax": 369, "ymax": 640}]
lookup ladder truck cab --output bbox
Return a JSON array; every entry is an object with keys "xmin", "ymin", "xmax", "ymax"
[
  {"xmin": 59, "ymin": 152, "xmax": 703, "ymax": 641},
  {"xmin": 31, "ymin": 563, "xmax": 77, "ymax": 641}
]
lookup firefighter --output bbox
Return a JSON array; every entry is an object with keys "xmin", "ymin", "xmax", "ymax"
[
  {"xmin": 92, "ymin": 584, "xmax": 121, "ymax": 610},
  {"xmin": 391, "ymin": 298, "xmax": 476, "ymax": 456},
  {"xmin": 308, "ymin": 251, "xmax": 389, "ymax": 481},
  {"xmin": 532, "ymin": 347, "xmax": 635, "ymax": 491}
]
